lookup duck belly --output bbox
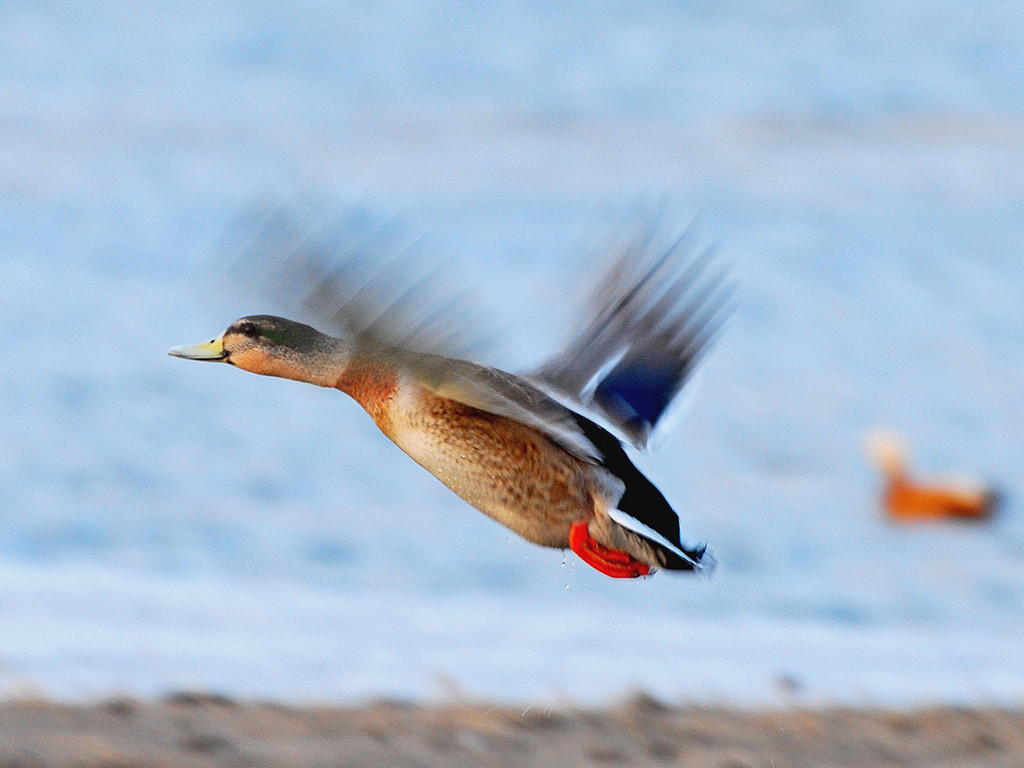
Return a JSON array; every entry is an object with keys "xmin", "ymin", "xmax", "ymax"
[{"xmin": 386, "ymin": 396, "xmax": 595, "ymax": 548}]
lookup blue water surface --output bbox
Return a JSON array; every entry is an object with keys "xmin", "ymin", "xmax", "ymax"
[{"xmin": 1, "ymin": 1, "xmax": 1022, "ymax": 706}]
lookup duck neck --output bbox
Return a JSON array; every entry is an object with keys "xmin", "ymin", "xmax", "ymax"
[
  {"xmin": 333, "ymin": 348, "xmax": 403, "ymax": 433},
  {"xmin": 299, "ymin": 339, "xmax": 356, "ymax": 388},
  {"xmin": 244, "ymin": 336, "xmax": 355, "ymax": 389}
]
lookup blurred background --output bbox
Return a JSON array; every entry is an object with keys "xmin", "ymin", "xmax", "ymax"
[{"xmin": 1, "ymin": 1, "xmax": 1022, "ymax": 707}]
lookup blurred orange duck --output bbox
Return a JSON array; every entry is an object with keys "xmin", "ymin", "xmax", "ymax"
[{"xmin": 867, "ymin": 431, "xmax": 999, "ymax": 522}]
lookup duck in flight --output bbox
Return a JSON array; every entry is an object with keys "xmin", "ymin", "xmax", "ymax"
[{"xmin": 171, "ymin": 213, "xmax": 729, "ymax": 578}]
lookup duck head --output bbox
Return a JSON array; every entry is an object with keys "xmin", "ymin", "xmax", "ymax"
[{"xmin": 170, "ymin": 315, "xmax": 349, "ymax": 387}]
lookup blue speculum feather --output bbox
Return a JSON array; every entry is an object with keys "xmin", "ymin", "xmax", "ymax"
[{"xmin": 594, "ymin": 365, "xmax": 678, "ymax": 436}]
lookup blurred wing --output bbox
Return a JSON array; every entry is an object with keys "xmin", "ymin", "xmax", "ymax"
[
  {"xmin": 410, "ymin": 354, "xmax": 604, "ymax": 463},
  {"xmin": 225, "ymin": 199, "xmax": 604, "ymax": 461},
  {"xmin": 226, "ymin": 199, "xmax": 494, "ymax": 361},
  {"xmin": 532, "ymin": 220, "xmax": 732, "ymax": 450}
]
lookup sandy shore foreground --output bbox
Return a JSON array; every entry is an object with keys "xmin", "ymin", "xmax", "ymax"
[{"xmin": 1, "ymin": 694, "xmax": 1022, "ymax": 768}]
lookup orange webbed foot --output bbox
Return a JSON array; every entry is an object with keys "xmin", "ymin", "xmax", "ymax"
[{"xmin": 569, "ymin": 521, "xmax": 651, "ymax": 578}]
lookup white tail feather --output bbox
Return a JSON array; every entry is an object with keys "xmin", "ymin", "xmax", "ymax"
[{"xmin": 606, "ymin": 506, "xmax": 707, "ymax": 570}]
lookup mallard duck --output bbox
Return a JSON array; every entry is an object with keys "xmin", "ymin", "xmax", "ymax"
[
  {"xmin": 867, "ymin": 430, "xmax": 999, "ymax": 522},
  {"xmin": 171, "ymin": 217, "xmax": 728, "ymax": 578}
]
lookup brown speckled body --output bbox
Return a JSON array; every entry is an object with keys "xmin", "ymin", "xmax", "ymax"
[{"xmin": 334, "ymin": 356, "xmax": 599, "ymax": 549}]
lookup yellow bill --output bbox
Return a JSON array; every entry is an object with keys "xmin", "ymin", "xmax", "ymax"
[{"xmin": 168, "ymin": 334, "xmax": 227, "ymax": 361}]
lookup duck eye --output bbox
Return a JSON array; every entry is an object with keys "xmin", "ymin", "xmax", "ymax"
[{"xmin": 237, "ymin": 322, "xmax": 261, "ymax": 338}]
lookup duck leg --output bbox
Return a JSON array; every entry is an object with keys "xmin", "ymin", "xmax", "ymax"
[{"xmin": 568, "ymin": 521, "xmax": 650, "ymax": 578}]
